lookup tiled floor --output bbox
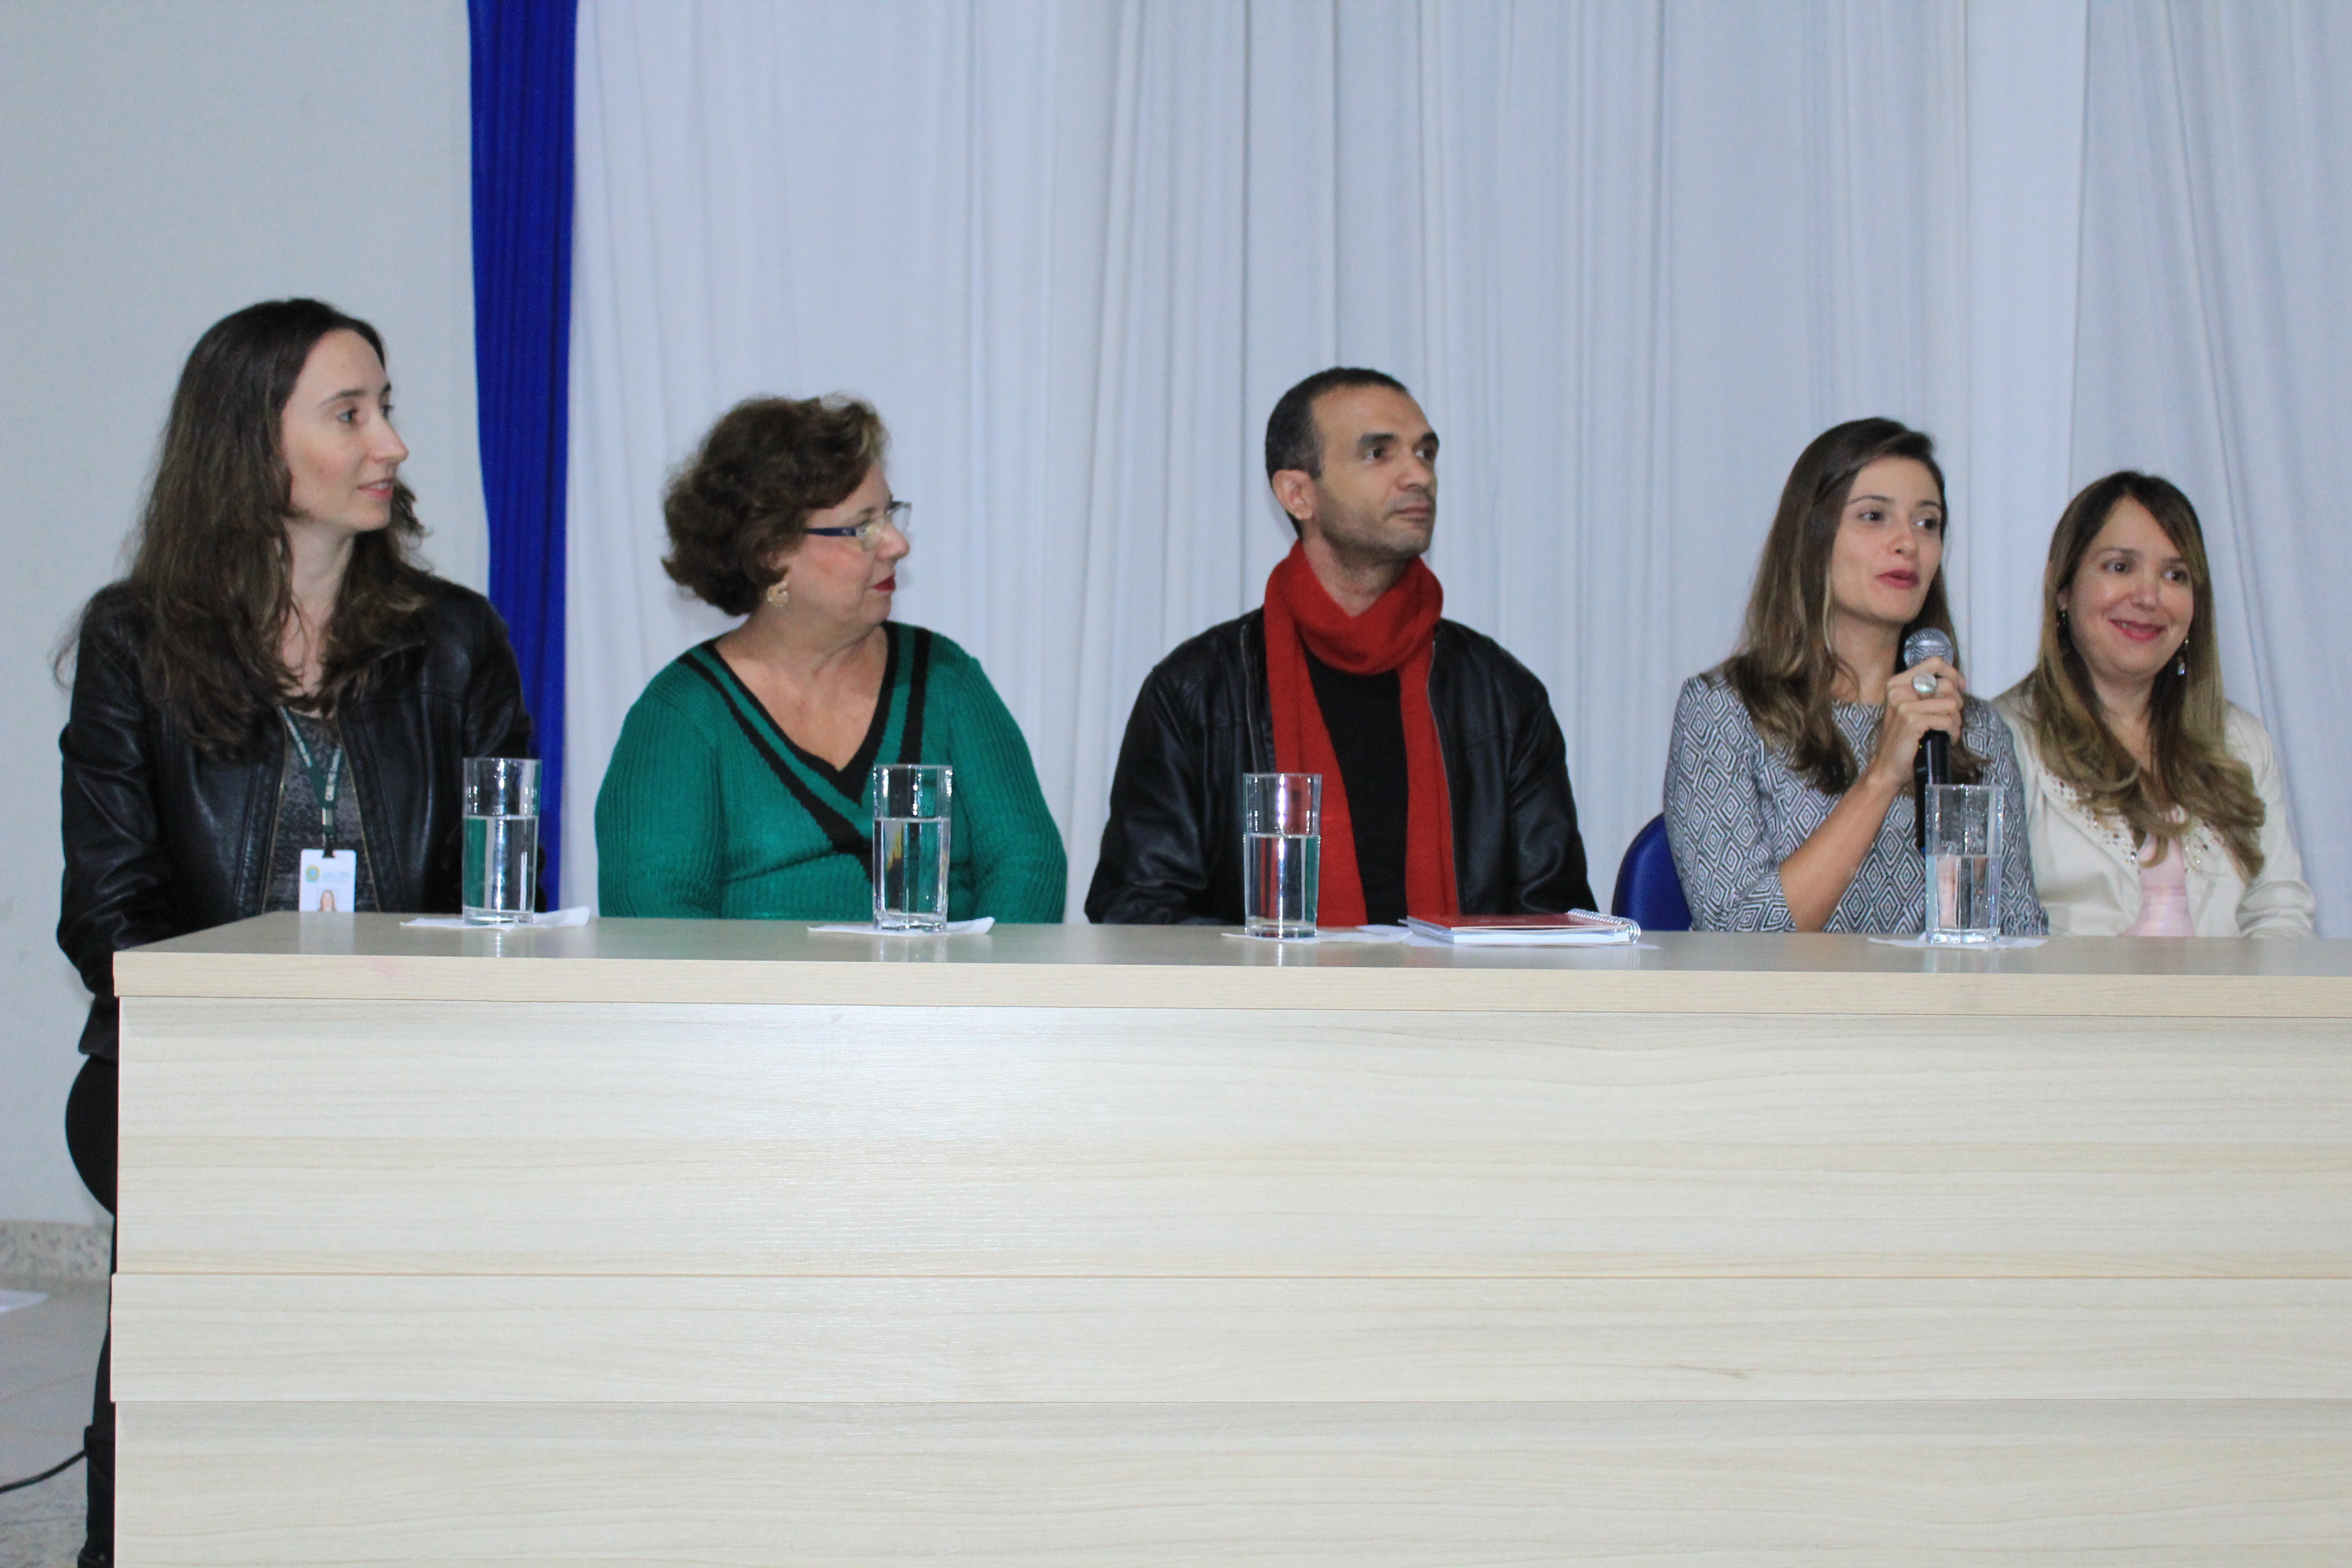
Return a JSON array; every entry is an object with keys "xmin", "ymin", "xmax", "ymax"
[{"xmin": 0, "ymin": 1280, "xmax": 104, "ymax": 1568}]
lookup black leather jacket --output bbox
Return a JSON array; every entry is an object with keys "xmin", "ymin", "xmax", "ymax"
[
  {"xmin": 1086, "ymin": 610, "xmax": 1593, "ymax": 924},
  {"xmin": 59, "ymin": 579, "xmax": 534, "ymax": 1058}
]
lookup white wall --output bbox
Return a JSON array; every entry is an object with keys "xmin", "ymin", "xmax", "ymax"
[{"xmin": 0, "ymin": 0, "xmax": 481, "ymax": 1222}]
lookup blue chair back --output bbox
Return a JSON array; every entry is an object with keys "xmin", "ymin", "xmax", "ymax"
[{"xmin": 1610, "ymin": 813, "xmax": 1691, "ymax": 931}]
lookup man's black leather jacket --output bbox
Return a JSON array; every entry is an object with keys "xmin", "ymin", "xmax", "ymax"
[
  {"xmin": 1086, "ymin": 609, "xmax": 1593, "ymax": 924},
  {"xmin": 59, "ymin": 579, "xmax": 534, "ymax": 1058}
]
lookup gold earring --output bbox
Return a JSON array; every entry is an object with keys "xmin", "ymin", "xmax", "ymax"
[{"xmin": 766, "ymin": 572, "xmax": 789, "ymax": 608}]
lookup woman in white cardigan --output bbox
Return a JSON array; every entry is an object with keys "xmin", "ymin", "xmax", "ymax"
[{"xmin": 1995, "ymin": 472, "xmax": 2313, "ymax": 936}]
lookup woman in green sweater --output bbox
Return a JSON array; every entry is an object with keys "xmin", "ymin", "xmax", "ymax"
[{"xmin": 595, "ymin": 395, "xmax": 1066, "ymax": 921}]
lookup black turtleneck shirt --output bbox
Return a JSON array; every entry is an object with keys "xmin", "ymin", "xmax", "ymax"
[{"xmin": 1303, "ymin": 649, "xmax": 1410, "ymax": 926}]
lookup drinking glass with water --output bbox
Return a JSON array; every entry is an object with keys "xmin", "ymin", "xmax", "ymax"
[
  {"xmin": 1242, "ymin": 772, "xmax": 1321, "ymax": 938},
  {"xmin": 1922, "ymin": 782, "xmax": 1999, "ymax": 943},
  {"xmin": 462, "ymin": 756, "xmax": 539, "ymax": 925},
  {"xmin": 871, "ymin": 763, "xmax": 953, "ymax": 930}
]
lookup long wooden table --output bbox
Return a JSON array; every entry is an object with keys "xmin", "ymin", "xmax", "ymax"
[{"xmin": 112, "ymin": 917, "xmax": 2352, "ymax": 1563}]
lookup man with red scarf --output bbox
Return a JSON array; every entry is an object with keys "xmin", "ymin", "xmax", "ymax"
[{"xmin": 1088, "ymin": 368, "xmax": 1593, "ymax": 926}]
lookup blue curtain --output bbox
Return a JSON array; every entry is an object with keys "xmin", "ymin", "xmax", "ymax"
[{"xmin": 470, "ymin": 0, "xmax": 577, "ymax": 902}]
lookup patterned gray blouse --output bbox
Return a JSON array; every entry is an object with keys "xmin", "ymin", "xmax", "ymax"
[{"xmin": 1663, "ymin": 672, "xmax": 2046, "ymax": 934}]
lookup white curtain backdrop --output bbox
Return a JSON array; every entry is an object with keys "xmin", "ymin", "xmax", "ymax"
[
  {"xmin": 567, "ymin": 0, "xmax": 2347, "ymax": 930},
  {"xmin": 2068, "ymin": 0, "xmax": 2352, "ymax": 932}
]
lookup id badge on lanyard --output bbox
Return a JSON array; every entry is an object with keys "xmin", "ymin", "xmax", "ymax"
[
  {"xmin": 285, "ymin": 713, "xmax": 357, "ymax": 912},
  {"xmin": 299, "ymin": 848, "xmax": 357, "ymax": 911}
]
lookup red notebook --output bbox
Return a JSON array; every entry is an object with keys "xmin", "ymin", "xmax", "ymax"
[{"xmin": 1404, "ymin": 911, "xmax": 1640, "ymax": 946}]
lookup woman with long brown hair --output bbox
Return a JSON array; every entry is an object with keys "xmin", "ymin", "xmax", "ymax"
[
  {"xmin": 1993, "ymin": 473, "xmax": 2312, "ymax": 935},
  {"xmin": 56, "ymin": 298, "xmax": 534, "ymax": 1565},
  {"xmin": 1663, "ymin": 417, "xmax": 2042, "ymax": 934}
]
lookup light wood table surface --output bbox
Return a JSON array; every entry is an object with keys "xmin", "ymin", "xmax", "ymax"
[{"xmin": 111, "ymin": 917, "xmax": 2352, "ymax": 1563}]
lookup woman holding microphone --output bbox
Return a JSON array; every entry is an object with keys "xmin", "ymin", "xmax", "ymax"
[
  {"xmin": 1663, "ymin": 417, "xmax": 2043, "ymax": 934},
  {"xmin": 57, "ymin": 299, "xmax": 535, "ymax": 1565}
]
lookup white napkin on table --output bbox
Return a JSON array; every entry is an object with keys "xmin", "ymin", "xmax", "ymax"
[
  {"xmin": 402, "ymin": 906, "xmax": 593, "ymax": 930},
  {"xmin": 809, "ymin": 917, "xmax": 996, "ymax": 936},
  {"xmin": 1220, "ymin": 926, "xmax": 1411, "ymax": 945}
]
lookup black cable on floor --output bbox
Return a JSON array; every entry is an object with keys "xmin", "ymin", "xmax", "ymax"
[{"xmin": 0, "ymin": 1449, "xmax": 84, "ymax": 1494}]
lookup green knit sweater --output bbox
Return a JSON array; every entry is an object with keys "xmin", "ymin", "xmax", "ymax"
[{"xmin": 595, "ymin": 625, "xmax": 1066, "ymax": 921}]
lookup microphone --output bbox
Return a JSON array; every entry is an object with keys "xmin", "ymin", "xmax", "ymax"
[
  {"xmin": 1900, "ymin": 627, "xmax": 1956, "ymax": 670},
  {"xmin": 1901, "ymin": 627, "xmax": 1955, "ymax": 849}
]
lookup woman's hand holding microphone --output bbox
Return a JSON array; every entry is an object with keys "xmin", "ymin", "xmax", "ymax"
[{"xmin": 1863, "ymin": 655, "xmax": 1964, "ymax": 795}]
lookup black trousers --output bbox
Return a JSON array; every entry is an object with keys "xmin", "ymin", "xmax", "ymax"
[{"xmin": 65, "ymin": 1055, "xmax": 115, "ymax": 1562}]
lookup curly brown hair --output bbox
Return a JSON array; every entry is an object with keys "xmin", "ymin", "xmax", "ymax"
[
  {"xmin": 662, "ymin": 395, "xmax": 888, "ymax": 616},
  {"xmin": 116, "ymin": 298, "xmax": 432, "ymax": 757},
  {"xmin": 1720, "ymin": 417, "xmax": 1982, "ymax": 795}
]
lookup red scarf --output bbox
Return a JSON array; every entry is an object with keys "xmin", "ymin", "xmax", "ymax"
[{"xmin": 1262, "ymin": 543, "xmax": 1459, "ymax": 926}]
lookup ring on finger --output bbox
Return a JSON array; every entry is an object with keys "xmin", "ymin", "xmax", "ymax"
[{"xmin": 1910, "ymin": 671, "xmax": 1938, "ymax": 698}]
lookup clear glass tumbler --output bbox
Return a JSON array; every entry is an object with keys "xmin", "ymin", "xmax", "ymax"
[
  {"xmin": 462, "ymin": 757, "xmax": 540, "ymax": 925},
  {"xmin": 1241, "ymin": 772, "xmax": 1321, "ymax": 938},
  {"xmin": 1922, "ymin": 782, "xmax": 1999, "ymax": 943},
  {"xmin": 871, "ymin": 763, "xmax": 953, "ymax": 931}
]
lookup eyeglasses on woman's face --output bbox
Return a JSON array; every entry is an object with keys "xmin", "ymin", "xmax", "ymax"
[{"xmin": 804, "ymin": 498, "xmax": 911, "ymax": 551}]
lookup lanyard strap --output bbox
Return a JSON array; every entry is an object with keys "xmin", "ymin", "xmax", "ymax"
[{"xmin": 282, "ymin": 710, "xmax": 342, "ymax": 849}]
